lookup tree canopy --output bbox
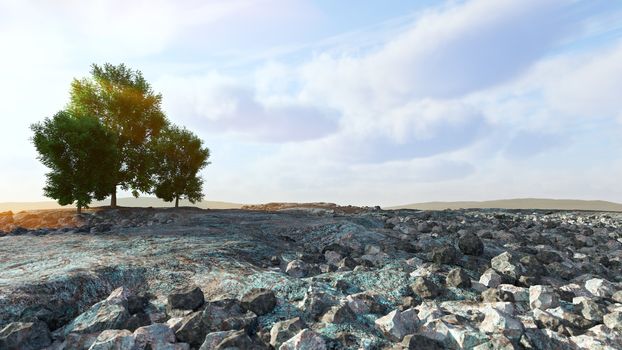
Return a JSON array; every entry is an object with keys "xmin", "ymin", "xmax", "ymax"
[
  {"xmin": 153, "ymin": 125, "xmax": 210, "ymax": 207},
  {"xmin": 67, "ymin": 63, "xmax": 167, "ymax": 206},
  {"xmin": 31, "ymin": 111, "xmax": 118, "ymax": 213}
]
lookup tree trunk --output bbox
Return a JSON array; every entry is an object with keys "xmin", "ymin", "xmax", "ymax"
[
  {"xmin": 175, "ymin": 196, "xmax": 179, "ymax": 208},
  {"xmin": 111, "ymin": 187, "xmax": 117, "ymax": 208},
  {"xmin": 77, "ymin": 204, "xmax": 82, "ymax": 214}
]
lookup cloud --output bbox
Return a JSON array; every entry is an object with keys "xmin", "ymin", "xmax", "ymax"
[{"xmin": 157, "ymin": 74, "xmax": 339, "ymax": 142}]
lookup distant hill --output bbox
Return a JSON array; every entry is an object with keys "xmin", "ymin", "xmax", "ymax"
[
  {"xmin": 388, "ymin": 198, "xmax": 622, "ymax": 212},
  {"xmin": 0, "ymin": 197, "xmax": 243, "ymax": 212}
]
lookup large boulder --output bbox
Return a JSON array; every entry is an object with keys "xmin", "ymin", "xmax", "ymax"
[
  {"xmin": 241, "ymin": 289, "xmax": 277, "ymax": 316},
  {"xmin": 201, "ymin": 299, "xmax": 257, "ymax": 332},
  {"xmin": 480, "ymin": 306, "xmax": 523, "ymax": 340},
  {"xmin": 479, "ymin": 268, "xmax": 502, "ymax": 288},
  {"xmin": 491, "ymin": 252, "xmax": 523, "ymax": 282},
  {"xmin": 0, "ymin": 321, "xmax": 51, "ymax": 350},
  {"xmin": 446, "ymin": 268, "xmax": 471, "ymax": 288},
  {"xmin": 134, "ymin": 323, "xmax": 178, "ymax": 349},
  {"xmin": 411, "ymin": 276, "xmax": 441, "ymax": 299},
  {"xmin": 62, "ymin": 288, "xmax": 131, "ymax": 335},
  {"xmin": 174, "ymin": 311, "xmax": 205, "ymax": 347},
  {"xmin": 320, "ymin": 304, "xmax": 356, "ymax": 324},
  {"xmin": 604, "ymin": 312, "xmax": 622, "ymax": 332}
]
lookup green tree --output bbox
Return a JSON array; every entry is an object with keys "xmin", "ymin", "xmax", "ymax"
[
  {"xmin": 31, "ymin": 111, "xmax": 118, "ymax": 213},
  {"xmin": 153, "ymin": 126, "xmax": 210, "ymax": 207},
  {"xmin": 68, "ymin": 63, "xmax": 167, "ymax": 207}
]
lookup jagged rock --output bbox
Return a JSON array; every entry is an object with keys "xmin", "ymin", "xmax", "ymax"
[
  {"xmin": 535, "ymin": 250, "xmax": 563, "ymax": 264},
  {"xmin": 401, "ymin": 333, "xmax": 444, "ymax": 350},
  {"xmin": 320, "ymin": 304, "xmax": 355, "ymax": 324},
  {"xmin": 324, "ymin": 250, "xmax": 342, "ymax": 265},
  {"xmin": 458, "ymin": 232, "xmax": 484, "ymax": 256},
  {"xmin": 479, "ymin": 268, "xmax": 503, "ymax": 288},
  {"xmin": 446, "ymin": 268, "xmax": 471, "ymax": 288},
  {"xmin": 574, "ymin": 297, "xmax": 606, "ymax": 322},
  {"xmin": 480, "ymin": 306, "xmax": 524, "ymax": 339},
  {"xmin": 124, "ymin": 312, "xmax": 151, "ymax": 332},
  {"xmin": 498, "ymin": 284, "xmax": 529, "ymax": 302},
  {"xmin": 241, "ymin": 289, "xmax": 277, "ymax": 316},
  {"xmin": 62, "ymin": 288, "xmax": 130, "ymax": 335},
  {"xmin": 64, "ymin": 332, "xmax": 99, "ymax": 350},
  {"xmin": 417, "ymin": 301, "xmax": 444, "ymax": 324},
  {"xmin": 300, "ymin": 288, "xmax": 335, "ymax": 320},
  {"xmin": 374, "ymin": 308, "xmax": 419, "ymax": 341},
  {"xmin": 529, "ymin": 285, "xmax": 559, "ymax": 310},
  {"xmin": 215, "ymin": 329, "xmax": 267, "ymax": 349},
  {"xmin": 285, "ymin": 259, "xmax": 308, "ymax": 278},
  {"xmin": 0, "ymin": 321, "xmax": 51, "ymax": 350},
  {"xmin": 338, "ymin": 256, "xmax": 357, "ymax": 270},
  {"xmin": 134, "ymin": 323, "xmax": 177, "ymax": 349},
  {"xmin": 270, "ymin": 317, "xmax": 306, "ymax": 348},
  {"xmin": 88, "ymin": 329, "xmax": 135, "ymax": 350},
  {"xmin": 279, "ymin": 329, "xmax": 326, "ymax": 350},
  {"xmin": 167, "ymin": 286, "xmax": 204, "ymax": 311},
  {"xmin": 200, "ymin": 330, "xmax": 236, "ymax": 350},
  {"xmin": 491, "ymin": 251, "xmax": 523, "ymax": 282},
  {"xmin": 345, "ymin": 292, "xmax": 383, "ymax": 315},
  {"xmin": 202, "ymin": 299, "xmax": 257, "ymax": 332},
  {"xmin": 604, "ymin": 311, "xmax": 622, "ymax": 332},
  {"xmin": 411, "ymin": 276, "xmax": 441, "ymax": 299},
  {"xmin": 419, "ymin": 315, "xmax": 486, "ymax": 349},
  {"xmin": 585, "ymin": 278, "xmax": 616, "ymax": 298},
  {"xmin": 432, "ymin": 245, "xmax": 461, "ymax": 265},
  {"xmin": 612, "ymin": 290, "xmax": 622, "ymax": 303},
  {"xmin": 482, "ymin": 288, "xmax": 515, "ymax": 303},
  {"xmin": 174, "ymin": 311, "xmax": 205, "ymax": 347}
]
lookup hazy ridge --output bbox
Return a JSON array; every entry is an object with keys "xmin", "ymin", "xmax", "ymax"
[{"xmin": 389, "ymin": 198, "xmax": 622, "ymax": 212}]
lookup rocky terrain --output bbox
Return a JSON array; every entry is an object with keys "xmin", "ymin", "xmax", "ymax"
[{"xmin": 0, "ymin": 205, "xmax": 621, "ymax": 349}]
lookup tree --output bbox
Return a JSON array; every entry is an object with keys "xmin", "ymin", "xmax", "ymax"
[
  {"xmin": 153, "ymin": 125, "xmax": 210, "ymax": 208},
  {"xmin": 31, "ymin": 111, "xmax": 118, "ymax": 213},
  {"xmin": 67, "ymin": 63, "xmax": 167, "ymax": 207}
]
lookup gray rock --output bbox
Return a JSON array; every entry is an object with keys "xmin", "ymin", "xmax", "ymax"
[
  {"xmin": 320, "ymin": 304, "xmax": 355, "ymax": 324},
  {"xmin": 270, "ymin": 317, "xmax": 306, "ymax": 348},
  {"xmin": 431, "ymin": 245, "xmax": 461, "ymax": 265},
  {"xmin": 374, "ymin": 309, "xmax": 419, "ymax": 341},
  {"xmin": 491, "ymin": 251, "xmax": 524, "ymax": 282},
  {"xmin": 285, "ymin": 259, "xmax": 308, "ymax": 278},
  {"xmin": 482, "ymin": 288, "xmax": 515, "ymax": 303},
  {"xmin": 529, "ymin": 285, "xmax": 559, "ymax": 310},
  {"xmin": 62, "ymin": 297, "xmax": 130, "ymax": 335},
  {"xmin": 604, "ymin": 311, "xmax": 622, "ymax": 332},
  {"xmin": 167, "ymin": 286, "xmax": 204, "ymax": 311},
  {"xmin": 174, "ymin": 311, "xmax": 205, "ymax": 347},
  {"xmin": 215, "ymin": 329, "xmax": 267, "ymax": 350},
  {"xmin": 446, "ymin": 268, "xmax": 472, "ymax": 288},
  {"xmin": 278, "ymin": 329, "xmax": 326, "ymax": 350},
  {"xmin": 0, "ymin": 321, "xmax": 51, "ymax": 350},
  {"xmin": 479, "ymin": 268, "xmax": 503, "ymax": 288},
  {"xmin": 458, "ymin": 232, "xmax": 484, "ymax": 256},
  {"xmin": 201, "ymin": 299, "xmax": 257, "ymax": 333},
  {"xmin": 402, "ymin": 333, "xmax": 444, "ymax": 350},
  {"xmin": 411, "ymin": 276, "xmax": 441, "ymax": 299},
  {"xmin": 88, "ymin": 329, "xmax": 135, "ymax": 350},
  {"xmin": 241, "ymin": 289, "xmax": 277, "ymax": 316}
]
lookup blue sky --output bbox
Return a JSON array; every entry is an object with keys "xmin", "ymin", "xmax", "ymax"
[{"xmin": 1, "ymin": 0, "xmax": 622, "ymax": 206}]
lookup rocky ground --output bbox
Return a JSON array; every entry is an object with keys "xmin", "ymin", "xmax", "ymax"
[{"xmin": 0, "ymin": 205, "xmax": 621, "ymax": 349}]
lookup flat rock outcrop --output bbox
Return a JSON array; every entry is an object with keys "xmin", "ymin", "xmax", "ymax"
[{"xmin": 0, "ymin": 207, "xmax": 621, "ymax": 349}]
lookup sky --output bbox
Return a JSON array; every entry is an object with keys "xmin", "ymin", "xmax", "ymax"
[{"xmin": 1, "ymin": 0, "xmax": 622, "ymax": 207}]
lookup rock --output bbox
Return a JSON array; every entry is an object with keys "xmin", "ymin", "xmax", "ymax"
[
  {"xmin": 574, "ymin": 297, "xmax": 606, "ymax": 322},
  {"xmin": 174, "ymin": 311, "xmax": 205, "ymax": 347},
  {"xmin": 482, "ymin": 288, "xmax": 515, "ymax": 303},
  {"xmin": 201, "ymin": 299, "xmax": 257, "ymax": 333},
  {"xmin": 480, "ymin": 306, "xmax": 524, "ymax": 339},
  {"xmin": 241, "ymin": 289, "xmax": 277, "ymax": 316},
  {"xmin": 300, "ymin": 288, "xmax": 334, "ymax": 320},
  {"xmin": 479, "ymin": 268, "xmax": 503, "ymax": 288},
  {"xmin": 320, "ymin": 304, "xmax": 355, "ymax": 324},
  {"xmin": 585, "ymin": 278, "xmax": 616, "ymax": 298},
  {"xmin": 446, "ymin": 268, "xmax": 472, "ymax": 288},
  {"xmin": 278, "ymin": 329, "xmax": 326, "ymax": 350},
  {"xmin": 270, "ymin": 317, "xmax": 306, "ymax": 348},
  {"xmin": 323, "ymin": 250, "xmax": 342, "ymax": 265},
  {"xmin": 134, "ymin": 323, "xmax": 177, "ymax": 349},
  {"xmin": 62, "ymin": 296, "xmax": 130, "ymax": 335},
  {"xmin": 0, "ymin": 321, "xmax": 51, "ymax": 350},
  {"xmin": 498, "ymin": 284, "xmax": 529, "ymax": 302},
  {"xmin": 529, "ymin": 285, "xmax": 559, "ymax": 310},
  {"xmin": 432, "ymin": 246, "xmax": 461, "ymax": 265},
  {"xmin": 411, "ymin": 276, "xmax": 441, "ymax": 299},
  {"xmin": 167, "ymin": 286, "xmax": 204, "ymax": 311},
  {"xmin": 402, "ymin": 333, "xmax": 444, "ymax": 350},
  {"xmin": 374, "ymin": 309, "xmax": 419, "ymax": 341},
  {"xmin": 124, "ymin": 312, "xmax": 151, "ymax": 332},
  {"xmin": 338, "ymin": 256, "xmax": 357, "ymax": 270},
  {"xmin": 285, "ymin": 259, "xmax": 308, "ymax": 278},
  {"xmin": 88, "ymin": 329, "xmax": 135, "ymax": 350},
  {"xmin": 64, "ymin": 333, "xmax": 99, "ymax": 350},
  {"xmin": 458, "ymin": 232, "xmax": 484, "ymax": 256},
  {"xmin": 612, "ymin": 290, "xmax": 622, "ymax": 303},
  {"xmin": 491, "ymin": 251, "xmax": 523, "ymax": 282},
  {"xmin": 535, "ymin": 250, "xmax": 563, "ymax": 264},
  {"xmin": 199, "ymin": 330, "xmax": 236, "ymax": 350},
  {"xmin": 215, "ymin": 329, "xmax": 267, "ymax": 349},
  {"xmin": 345, "ymin": 292, "xmax": 383, "ymax": 315},
  {"xmin": 604, "ymin": 311, "xmax": 622, "ymax": 332}
]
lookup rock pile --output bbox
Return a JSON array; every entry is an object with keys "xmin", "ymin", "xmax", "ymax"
[{"xmin": 0, "ymin": 207, "xmax": 621, "ymax": 349}]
